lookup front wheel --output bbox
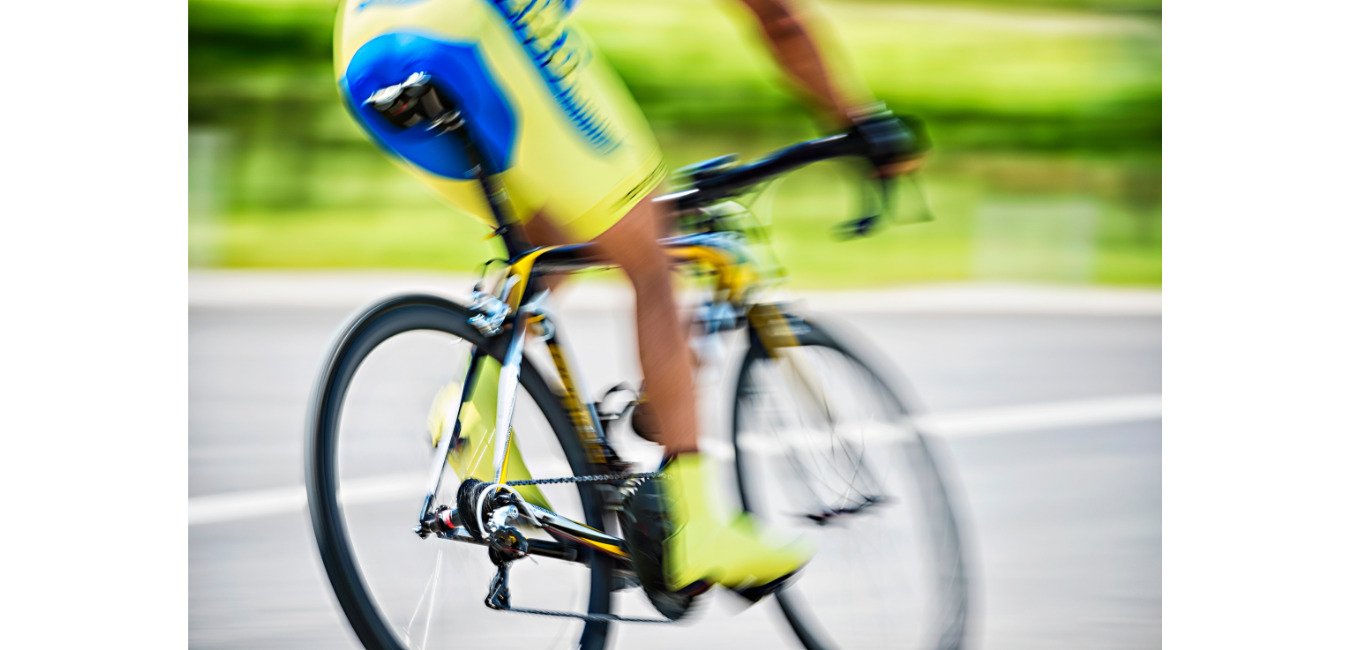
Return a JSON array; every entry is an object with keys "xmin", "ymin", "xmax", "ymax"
[
  {"xmin": 306, "ymin": 294, "xmax": 613, "ymax": 649},
  {"xmin": 731, "ymin": 314, "xmax": 969, "ymax": 650}
]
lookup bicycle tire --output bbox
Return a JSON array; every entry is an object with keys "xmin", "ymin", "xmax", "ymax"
[
  {"xmin": 306, "ymin": 293, "xmax": 613, "ymax": 650},
  {"xmin": 730, "ymin": 314, "xmax": 969, "ymax": 650}
]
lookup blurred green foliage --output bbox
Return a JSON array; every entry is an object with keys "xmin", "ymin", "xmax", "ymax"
[{"xmin": 189, "ymin": 0, "xmax": 1160, "ymax": 286}]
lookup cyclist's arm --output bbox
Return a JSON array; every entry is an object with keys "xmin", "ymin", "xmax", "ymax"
[{"xmin": 734, "ymin": 0, "xmax": 871, "ymax": 128}]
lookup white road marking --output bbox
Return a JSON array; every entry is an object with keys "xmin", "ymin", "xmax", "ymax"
[
  {"xmin": 700, "ymin": 393, "xmax": 1161, "ymax": 458},
  {"xmin": 189, "ymin": 474, "xmax": 422, "ymax": 526},
  {"xmin": 189, "ymin": 393, "xmax": 1160, "ymax": 526},
  {"xmin": 916, "ymin": 393, "xmax": 1161, "ymax": 438},
  {"xmin": 189, "ymin": 484, "xmax": 305, "ymax": 527}
]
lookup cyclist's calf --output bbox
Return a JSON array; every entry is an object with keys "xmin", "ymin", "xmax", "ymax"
[{"xmin": 591, "ymin": 196, "xmax": 701, "ymax": 455}]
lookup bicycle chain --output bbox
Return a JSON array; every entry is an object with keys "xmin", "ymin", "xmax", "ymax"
[
  {"xmin": 503, "ymin": 470, "xmax": 660, "ymax": 487},
  {"xmin": 486, "ymin": 547, "xmax": 675, "ymax": 625},
  {"xmin": 492, "ymin": 604, "xmax": 674, "ymax": 625}
]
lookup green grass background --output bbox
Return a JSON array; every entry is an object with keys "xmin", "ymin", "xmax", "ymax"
[{"xmin": 188, "ymin": 0, "xmax": 1160, "ymax": 287}]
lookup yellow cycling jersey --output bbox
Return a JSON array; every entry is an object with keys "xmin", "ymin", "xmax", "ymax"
[{"xmin": 335, "ymin": 0, "xmax": 666, "ymax": 242}]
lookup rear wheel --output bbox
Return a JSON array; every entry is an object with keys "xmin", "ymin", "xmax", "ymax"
[
  {"xmin": 731, "ymin": 315, "xmax": 969, "ymax": 649},
  {"xmin": 306, "ymin": 294, "xmax": 613, "ymax": 649}
]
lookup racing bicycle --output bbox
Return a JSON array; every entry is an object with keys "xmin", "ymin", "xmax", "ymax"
[{"xmin": 306, "ymin": 73, "xmax": 970, "ymax": 649}]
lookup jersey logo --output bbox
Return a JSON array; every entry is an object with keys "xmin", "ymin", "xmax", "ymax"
[{"xmin": 488, "ymin": 0, "xmax": 619, "ymax": 153}]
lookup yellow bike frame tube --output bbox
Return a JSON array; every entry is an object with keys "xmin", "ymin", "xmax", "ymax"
[
  {"xmin": 488, "ymin": 237, "xmax": 760, "ymax": 482},
  {"xmin": 667, "ymin": 244, "xmax": 760, "ymax": 303},
  {"xmin": 509, "ymin": 260, "xmax": 612, "ymax": 468},
  {"xmin": 746, "ymin": 302, "xmax": 801, "ymax": 357},
  {"xmin": 545, "ymin": 335, "xmax": 610, "ymax": 467}
]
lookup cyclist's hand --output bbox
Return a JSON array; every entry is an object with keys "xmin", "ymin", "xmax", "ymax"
[{"xmin": 846, "ymin": 106, "xmax": 930, "ymax": 177}]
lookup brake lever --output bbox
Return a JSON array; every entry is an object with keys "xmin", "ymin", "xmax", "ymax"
[
  {"xmin": 834, "ymin": 174, "xmax": 894, "ymax": 240},
  {"xmin": 834, "ymin": 213, "xmax": 883, "ymax": 239},
  {"xmin": 833, "ymin": 171, "xmax": 936, "ymax": 239}
]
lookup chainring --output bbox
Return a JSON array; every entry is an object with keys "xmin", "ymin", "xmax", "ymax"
[{"xmin": 618, "ymin": 478, "xmax": 697, "ymax": 621}]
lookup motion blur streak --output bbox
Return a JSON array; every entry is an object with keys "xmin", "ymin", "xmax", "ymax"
[{"xmin": 190, "ymin": 392, "xmax": 1159, "ymax": 526}]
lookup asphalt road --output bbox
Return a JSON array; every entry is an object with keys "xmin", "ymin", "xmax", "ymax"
[{"xmin": 189, "ymin": 278, "xmax": 1160, "ymax": 649}]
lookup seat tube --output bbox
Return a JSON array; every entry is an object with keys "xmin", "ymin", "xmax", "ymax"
[
  {"xmin": 491, "ymin": 312, "xmax": 529, "ymax": 484},
  {"xmin": 445, "ymin": 122, "xmax": 531, "ymax": 258},
  {"xmin": 541, "ymin": 318, "xmax": 610, "ymax": 466}
]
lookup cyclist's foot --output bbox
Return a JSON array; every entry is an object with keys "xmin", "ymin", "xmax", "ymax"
[{"xmin": 660, "ymin": 453, "xmax": 813, "ymax": 597}]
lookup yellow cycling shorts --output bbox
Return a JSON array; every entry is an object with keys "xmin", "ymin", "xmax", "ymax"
[{"xmin": 336, "ymin": 0, "xmax": 666, "ymax": 242}]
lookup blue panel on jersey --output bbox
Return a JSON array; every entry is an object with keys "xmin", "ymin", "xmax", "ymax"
[{"xmin": 341, "ymin": 32, "xmax": 518, "ymax": 179}]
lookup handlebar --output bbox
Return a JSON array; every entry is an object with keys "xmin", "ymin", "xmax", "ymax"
[
  {"xmin": 671, "ymin": 133, "xmax": 858, "ymax": 209},
  {"xmin": 665, "ymin": 113, "xmax": 930, "ymax": 237}
]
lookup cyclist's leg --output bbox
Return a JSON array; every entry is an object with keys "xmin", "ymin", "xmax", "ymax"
[
  {"xmin": 585, "ymin": 194, "xmax": 811, "ymax": 593},
  {"xmin": 587, "ymin": 196, "xmax": 699, "ymax": 455}
]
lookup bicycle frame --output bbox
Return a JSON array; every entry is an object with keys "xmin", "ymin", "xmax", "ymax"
[
  {"xmin": 406, "ymin": 107, "xmax": 818, "ymax": 570},
  {"xmin": 417, "ymin": 234, "xmax": 807, "ymax": 564}
]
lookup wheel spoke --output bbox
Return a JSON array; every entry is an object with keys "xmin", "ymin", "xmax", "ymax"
[
  {"xmin": 732, "ymin": 321, "xmax": 967, "ymax": 649},
  {"xmin": 307, "ymin": 298, "xmax": 613, "ymax": 650},
  {"xmin": 402, "ymin": 545, "xmax": 447, "ymax": 649}
]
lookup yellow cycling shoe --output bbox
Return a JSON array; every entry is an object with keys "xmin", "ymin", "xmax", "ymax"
[
  {"xmin": 660, "ymin": 453, "xmax": 813, "ymax": 600},
  {"xmin": 426, "ymin": 357, "xmax": 550, "ymax": 510}
]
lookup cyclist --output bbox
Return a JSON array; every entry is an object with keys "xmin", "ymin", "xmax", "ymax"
[{"xmin": 335, "ymin": 0, "xmax": 921, "ymax": 599}]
